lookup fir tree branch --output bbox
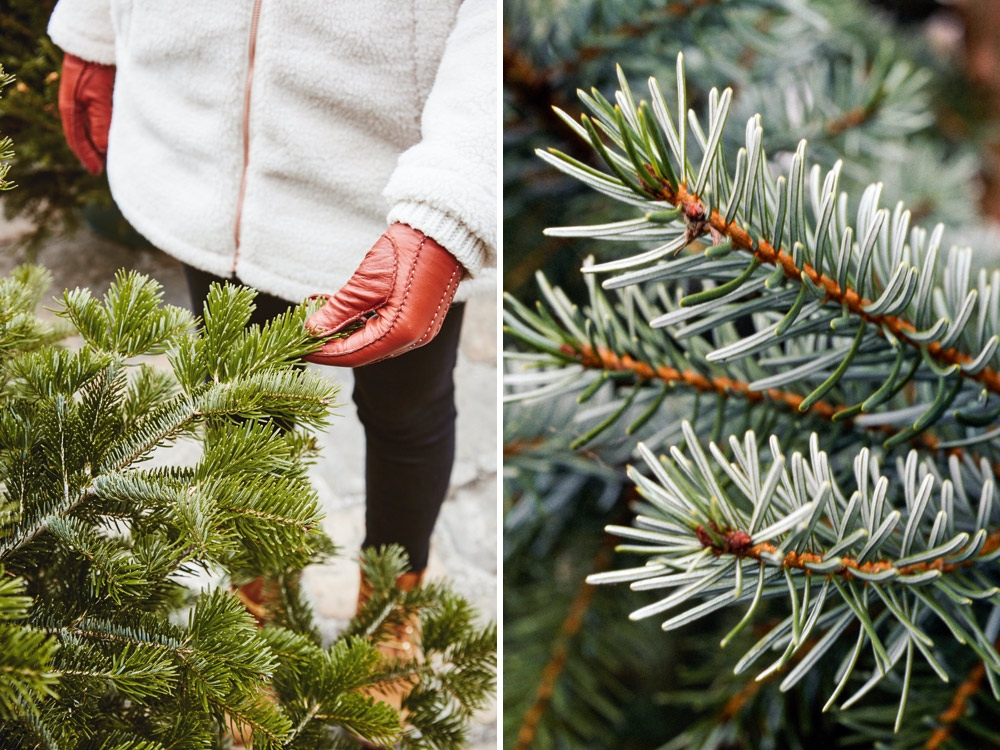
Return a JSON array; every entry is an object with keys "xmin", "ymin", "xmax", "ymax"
[
  {"xmin": 0, "ymin": 263, "xmax": 493, "ymax": 744},
  {"xmin": 98, "ymin": 391, "xmax": 198, "ymax": 474},
  {"xmin": 52, "ymin": 622, "xmax": 182, "ymax": 652},
  {"xmin": 0, "ymin": 485, "xmax": 95, "ymax": 560},
  {"xmin": 286, "ymin": 702, "xmax": 322, "ymax": 743},
  {"xmin": 219, "ymin": 504, "xmax": 320, "ymax": 534}
]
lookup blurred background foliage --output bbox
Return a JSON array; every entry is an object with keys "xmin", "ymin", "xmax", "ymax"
[{"xmin": 0, "ymin": 0, "xmax": 138, "ymax": 256}]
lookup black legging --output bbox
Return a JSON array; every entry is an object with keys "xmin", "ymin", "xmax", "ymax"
[{"xmin": 184, "ymin": 265, "xmax": 464, "ymax": 572}]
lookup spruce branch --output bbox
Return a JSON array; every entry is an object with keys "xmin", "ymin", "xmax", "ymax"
[
  {"xmin": 502, "ymin": 0, "xmax": 911, "ymax": 299},
  {"xmin": 535, "ymin": 54, "xmax": 1000, "ymax": 448},
  {"xmin": 741, "ymin": 46, "xmax": 938, "ymax": 156},
  {"xmin": 505, "ymin": 3, "xmax": 1000, "ymax": 746},
  {"xmin": 587, "ymin": 422, "xmax": 1000, "ymax": 723},
  {"xmin": 505, "ymin": 272, "xmax": 864, "ymax": 451},
  {"xmin": 606, "ymin": 178, "xmax": 1000, "ymax": 399},
  {"xmin": 504, "ymin": 266, "xmax": 973, "ymax": 472}
]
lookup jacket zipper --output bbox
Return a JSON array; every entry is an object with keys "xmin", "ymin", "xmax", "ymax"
[{"xmin": 232, "ymin": 0, "xmax": 263, "ymax": 272}]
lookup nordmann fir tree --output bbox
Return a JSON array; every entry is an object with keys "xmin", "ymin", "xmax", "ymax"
[
  {"xmin": 504, "ymin": 45, "xmax": 1000, "ymax": 750},
  {"xmin": 0, "ymin": 273, "xmax": 497, "ymax": 750},
  {"xmin": 0, "ymin": 68, "xmax": 496, "ymax": 749}
]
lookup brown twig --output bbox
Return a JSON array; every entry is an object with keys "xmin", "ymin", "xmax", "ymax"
[
  {"xmin": 503, "ymin": 436, "xmax": 548, "ymax": 458},
  {"xmin": 695, "ymin": 520, "xmax": 1000, "ymax": 580},
  {"xmin": 513, "ymin": 509, "xmax": 626, "ymax": 750},
  {"xmin": 925, "ymin": 662, "xmax": 986, "ymax": 749},
  {"xmin": 503, "ymin": 33, "xmax": 578, "ymax": 137},
  {"xmin": 718, "ymin": 677, "xmax": 764, "ymax": 724},
  {"xmin": 824, "ymin": 104, "xmax": 876, "ymax": 137},
  {"xmin": 558, "ymin": 341, "xmax": 949, "ymax": 453},
  {"xmin": 925, "ymin": 634, "xmax": 1000, "ymax": 750},
  {"xmin": 632, "ymin": 181, "xmax": 1000, "ymax": 398},
  {"xmin": 566, "ymin": 342, "xmax": 846, "ymax": 422},
  {"xmin": 548, "ymin": 339, "xmax": 1000, "ymax": 482}
]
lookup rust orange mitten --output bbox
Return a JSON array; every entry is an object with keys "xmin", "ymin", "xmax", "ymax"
[
  {"xmin": 304, "ymin": 223, "xmax": 462, "ymax": 368},
  {"xmin": 58, "ymin": 52, "xmax": 115, "ymax": 175}
]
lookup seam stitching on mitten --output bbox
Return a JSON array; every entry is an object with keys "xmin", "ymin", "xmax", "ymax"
[
  {"xmin": 369, "ymin": 235, "xmax": 422, "ymax": 347},
  {"xmin": 411, "ymin": 263, "xmax": 461, "ymax": 348},
  {"xmin": 326, "ymin": 235, "xmax": 424, "ymax": 359}
]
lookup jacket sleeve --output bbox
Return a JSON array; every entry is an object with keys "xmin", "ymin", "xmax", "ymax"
[
  {"xmin": 382, "ymin": 0, "xmax": 497, "ymax": 281},
  {"xmin": 48, "ymin": 0, "xmax": 116, "ymax": 65}
]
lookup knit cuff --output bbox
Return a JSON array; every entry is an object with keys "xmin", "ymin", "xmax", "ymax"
[
  {"xmin": 48, "ymin": 0, "xmax": 117, "ymax": 65},
  {"xmin": 387, "ymin": 201, "xmax": 488, "ymax": 278}
]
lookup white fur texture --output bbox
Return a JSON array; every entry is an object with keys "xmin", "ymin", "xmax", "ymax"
[{"xmin": 49, "ymin": 0, "xmax": 497, "ymax": 302}]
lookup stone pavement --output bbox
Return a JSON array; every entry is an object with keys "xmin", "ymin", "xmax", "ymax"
[{"xmin": 0, "ymin": 217, "xmax": 498, "ymax": 748}]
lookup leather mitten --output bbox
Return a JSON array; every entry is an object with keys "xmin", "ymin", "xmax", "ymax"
[
  {"xmin": 304, "ymin": 223, "xmax": 462, "ymax": 368},
  {"xmin": 58, "ymin": 52, "xmax": 115, "ymax": 175}
]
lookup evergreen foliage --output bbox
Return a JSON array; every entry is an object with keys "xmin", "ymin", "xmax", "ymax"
[
  {"xmin": 0, "ymin": 71, "xmax": 497, "ymax": 746},
  {"xmin": 504, "ymin": 2, "xmax": 1000, "ymax": 746},
  {"xmin": 503, "ymin": 0, "xmax": 988, "ymax": 300}
]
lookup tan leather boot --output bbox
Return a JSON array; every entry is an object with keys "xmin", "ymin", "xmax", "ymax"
[
  {"xmin": 233, "ymin": 575, "xmax": 278, "ymax": 627},
  {"xmin": 357, "ymin": 568, "xmax": 425, "ymax": 713},
  {"xmin": 228, "ymin": 577, "xmax": 278, "ymax": 748}
]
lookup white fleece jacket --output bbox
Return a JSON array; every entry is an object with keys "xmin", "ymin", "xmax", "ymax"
[{"xmin": 48, "ymin": 0, "xmax": 496, "ymax": 303}]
